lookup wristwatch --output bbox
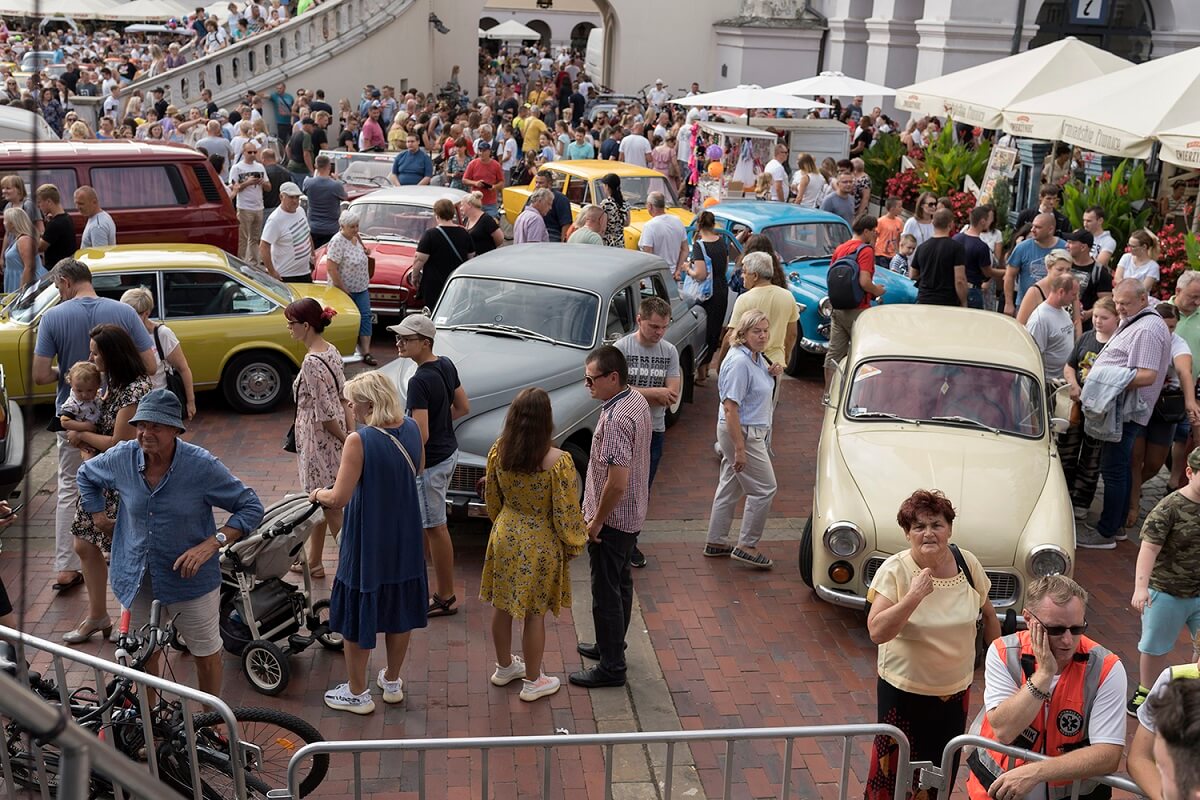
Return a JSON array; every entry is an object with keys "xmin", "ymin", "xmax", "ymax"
[{"xmin": 214, "ymin": 531, "xmax": 228, "ymax": 546}]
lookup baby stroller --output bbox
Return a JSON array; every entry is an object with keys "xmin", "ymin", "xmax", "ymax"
[{"xmin": 218, "ymin": 494, "xmax": 342, "ymax": 695}]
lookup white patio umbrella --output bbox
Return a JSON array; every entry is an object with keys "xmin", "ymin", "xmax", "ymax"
[
  {"xmin": 108, "ymin": 0, "xmax": 191, "ymax": 20},
  {"xmin": 895, "ymin": 37, "xmax": 1132, "ymax": 129},
  {"xmin": 674, "ymin": 85, "xmax": 826, "ymax": 112},
  {"xmin": 768, "ymin": 71, "xmax": 895, "ymax": 98},
  {"xmin": 483, "ymin": 19, "xmax": 539, "ymax": 42},
  {"xmin": 1157, "ymin": 119, "xmax": 1200, "ymax": 169},
  {"xmin": 1003, "ymin": 47, "xmax": 1200, "ymax": 159}
]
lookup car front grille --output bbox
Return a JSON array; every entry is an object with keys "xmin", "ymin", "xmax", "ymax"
[
  {"xmin": 817, "ymin": 322, "xmax": 831, "ymax": 339},
  {"xmin": 449, "ymin": 464, "xmax": 485, "ymax": 495},
  {"xmin": 863, "ymin": 556, "xmax": 1020, "ymax": 606}
]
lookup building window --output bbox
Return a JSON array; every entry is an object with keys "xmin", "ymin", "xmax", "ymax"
[{"xmin": 1029, "ymin": 0, "xmax": 1154, "ymax": 63}]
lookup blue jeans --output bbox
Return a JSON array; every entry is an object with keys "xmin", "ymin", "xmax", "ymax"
[
  {"xmin": 967, "ymin": 287, "xmax": 984, "ymax": 310},
  {"xmin": 1098, "ymin": 420, "xmax": 1145, "ymax": 537},
  {"xmin": 648, "ymin": 430, "xmax": 665, "ymax": 488},
  {"xmin": 483, "ymin": 202, "xmax": 499, "ymax": 219}
]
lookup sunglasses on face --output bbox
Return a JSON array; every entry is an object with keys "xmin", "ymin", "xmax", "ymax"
[
  {"xmin": 1027, "ymin": 610, "xmax": 1088, "ymax": 637},
  {"xmin": 583, "ymin": 371, "xmax": 612, "ymax": 387}
]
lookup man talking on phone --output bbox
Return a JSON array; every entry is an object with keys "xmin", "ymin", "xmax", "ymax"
[
  {"xmin": 463, "ymin": 141, "xmax": 504, "ymax": 219},
  {"xmin": 228, "ymin": 142, "xmax": 270, "ymax": 266}
]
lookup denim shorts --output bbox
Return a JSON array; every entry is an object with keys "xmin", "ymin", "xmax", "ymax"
[
  {"xmin": 349, "ymin": 289, "xmax": 372, "ymax": 336},
  {"xmin": 416, "ymin": 449, "xmax": 458, "ymax": 529},
  {"xmin": 1141, "ymin": 416, "xmax": 1178, "ymax": 447},
  {"xmin": 1175, "ymin": 416, "xmax": 1192, "ymax": 444},
  {"xmin": 1138, "ymin": 588, "xmax": 1200, "ymax": 655}
]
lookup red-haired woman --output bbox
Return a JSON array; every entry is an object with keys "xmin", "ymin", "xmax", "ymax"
[
  {"xmin": 286, "ymin": 298, "xmax": 352, "ymax": 578},
  {"xmin": 863, "ymin": 489, "xmax": 1001, "ymax": 800}
]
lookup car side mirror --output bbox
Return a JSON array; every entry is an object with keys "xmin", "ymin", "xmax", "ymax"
[
  {"xmin": 1050, "ymin": 417, "xmax": 1069, "ymax": 435},
  {"xmin": 339, "ymin": 200, "xmax": 349, "ymax": 213},
  {"xmin": 1051, "ymin": 382, "xmax": 1073, "ymax": 425}
]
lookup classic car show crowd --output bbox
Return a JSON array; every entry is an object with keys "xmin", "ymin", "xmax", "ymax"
[{"xmin": 2, "ymin": 26, "xmax": 1200, "ymax": 800}]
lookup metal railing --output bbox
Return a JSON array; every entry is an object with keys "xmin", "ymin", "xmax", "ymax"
[
  {"xmin": 920, "ymin": 734, "xmax": 1147, "ymax": 800},
  {"xmin": 266, "ymin": 723, "xmax": 910, "ymax": 800},
  {"xmin": 0, "ymin": 624, "xmax": 249, "ymax": 800}
]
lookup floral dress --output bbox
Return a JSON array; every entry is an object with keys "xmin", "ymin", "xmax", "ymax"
[
  {"xmin": 479, "ymin": 445, "xmax": 588, "ymax": 617},
  {"xmin": 600, "ymin": 197, "xmax": 630, "ymax": 248},
  {"xmin": 293, "ymin": 346, "xmax": 346, "ymax": 493},
  {"xmin": 71, "ymin": 376, "xmax": 152, "ymax": 551}
]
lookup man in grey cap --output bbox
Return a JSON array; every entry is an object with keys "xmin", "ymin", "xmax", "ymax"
[
  {"xmin": 389, "ymin": 315, "xmax": 469, "ymax": 619},
  {"xmin": 77, "ymin": 389, "xmax": 264, "ymax": 696},
  {"xmin": 259, "ymin": 181, "xmax": 313, "ymax": 282}
]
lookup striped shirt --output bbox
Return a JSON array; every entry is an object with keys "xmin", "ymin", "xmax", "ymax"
[{"xmin": 583, "ymin": 387, "xmax": 652, "ymax": 534}]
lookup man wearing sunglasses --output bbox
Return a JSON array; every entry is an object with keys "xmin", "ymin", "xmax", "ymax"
[{"xmin": 968, "ymin": 575, "xmax": 1127, "ymax": 800}]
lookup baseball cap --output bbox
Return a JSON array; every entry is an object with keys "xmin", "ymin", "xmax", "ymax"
[
  {"xmin": 1063, "ymin": 229, "xmax": 1094, "ymax": 247},
  {"xmin": 477, "ymin": 140, "xmax": 491, "ymax": 151},
  {"xmin": 369, "ymin": 100, "xmax": 381, "ymax": 108},
  {"xmin": 215, "ymin": 107, "xmax": 229, "ymax": 118},
  {"xmin": 300, "ymin": 116, "xmax": 315, "ymax": 125},
  {"xmin": 278, "ymin": 181, "xmax": 303, "ymax": 196},
  {"xmin": 387, "ymin": 314, "xmax": 435, "ymax": 340},
  {"xmin": 655, "ymin": 78, "xmax": 664, "ymax": 84},
  {"xmin": 370, "ymin": 88, "xmax": 381, "ymax": 98}
]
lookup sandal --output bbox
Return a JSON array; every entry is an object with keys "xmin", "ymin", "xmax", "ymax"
[
  {"xmin": 703, "ymin": 543, "xmax": 734, "ymax": 557},
  {"xmin": 361, "ymin": 353, "xmax": 378, "ymax": 367},
  {"xmin": 730, "ymin": 547, "xmax": 774, "ymax": 569},
  {"xmin": 427, "ymin": 593, "xmax": 458, "ymax": 617},
  {"xmin": 52, "ymin": 572, "xmax": 84, "ymax": 592}
]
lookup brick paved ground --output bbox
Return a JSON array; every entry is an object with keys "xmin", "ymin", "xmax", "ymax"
[{"xmin": 2, "ymin": 341, "xmax": 1192, "ymax": 799}]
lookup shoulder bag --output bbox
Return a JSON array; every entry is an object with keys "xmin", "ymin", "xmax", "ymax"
[
  {"xmin": 283, "ymin": 354, "xmax": 342, "ymax": 453},
  {"xmin": 153, "ymin": 325, "xmax": 188, "ymax": 411},
  {"xmin": 436, "ymin": 225, "xmax": 467, "ymax": 266},
  {"xmin": 681, "ymin": 240, "xmax": 715, "ymax": 305}
]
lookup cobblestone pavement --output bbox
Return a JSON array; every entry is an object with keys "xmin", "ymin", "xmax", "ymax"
[{"xmin": 1, "ymin": 337, "xmax": 1191, "ymax": 799}]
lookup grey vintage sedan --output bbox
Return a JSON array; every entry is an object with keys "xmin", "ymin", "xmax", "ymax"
[{"xmin": 378, "ymin": 243, "xmax": 709, "ymax": 519}]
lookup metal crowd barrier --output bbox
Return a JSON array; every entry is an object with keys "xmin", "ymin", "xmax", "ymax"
[
  {"xmin": 266, "ymin": 723, "xmax": 910, "ymax": 800},
  {"xmin": 0, "ymin": 625, "xmax": 249, "ymax": 800},
  {"xmin": 920, "ymin": 734, "xmax": 1147, "ymax": 800}
]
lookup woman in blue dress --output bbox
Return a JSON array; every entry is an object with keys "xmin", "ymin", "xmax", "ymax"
[
  {"xmin": 3, "ymin": 206, "xmax": 43, "ymax": 294},
  {"xmin": 311, "ymin": 371, "xmax": 428, "ymax": 715}
]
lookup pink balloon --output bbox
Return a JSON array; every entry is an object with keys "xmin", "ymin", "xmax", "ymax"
[{"xmin": 706, "ymin": 144, "xmax": 724, "ymax": 161}]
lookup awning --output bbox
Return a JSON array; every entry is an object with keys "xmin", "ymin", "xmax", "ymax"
[
  {"xmin": 697, "ymin": 120, "xmax": 780, "ymax": 141},
  {"xmin": 1158, "ymin": 120, "xmax": 1200, "ymax": 168},
  {"xmin": 483, "ymin": 20, "xmax": 540, "ymax": 41},
  {"xmin": 673, "ymin": 85, "xmax": 827, "ymax": 112},
  {"xmin": 106, "ymin": 0, "xmax": 191, "ymax": 21},
  {"xmin": 768, "ymin": 71, "xmax": 895, "ymax": 98},
  {"xmin": 894, "ymin": 37, "xmax": 1132, "ymax": 129}
]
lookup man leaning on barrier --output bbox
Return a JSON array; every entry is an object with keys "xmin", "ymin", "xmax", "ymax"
[{"xmin": 967, "ymin": 574, "xmax": 1127, "ymax": 800}]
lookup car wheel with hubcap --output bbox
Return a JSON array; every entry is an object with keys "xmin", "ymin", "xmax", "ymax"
[
  {"xmin": 564, "ymin": 441, "xmax": 588, "ymax": 502},
  {"xmin": 222, "ymin": 352, "xmax": 291, "ymax": 413}
]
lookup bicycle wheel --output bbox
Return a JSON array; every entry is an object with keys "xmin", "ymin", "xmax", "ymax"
[
  {"xmin": 196, "ymin": 749, "xmax": 272, "ymax": 799},
  {"xmin": 191, "ymin": 706, "xmax": 328, "ymax": 798}
]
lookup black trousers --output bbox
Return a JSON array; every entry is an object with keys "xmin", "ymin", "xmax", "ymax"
[{"xmin": 589, "ymin": 525, "xmax": 637, "ymax": 675}]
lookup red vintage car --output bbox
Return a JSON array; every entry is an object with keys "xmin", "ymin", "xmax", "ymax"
[{"xmin": 312, "ymin": 185, "xmax": 468, "ymax": 318}]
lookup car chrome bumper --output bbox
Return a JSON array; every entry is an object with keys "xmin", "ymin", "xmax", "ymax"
[
  {"xmin": 815, "ymin": 584, "xmax": 867, "ymax": 610},
  {"xmin": 447, "ymin": 495, "xmax": 489, "ymax": 519},
  {"xmin": 800, "ymin": 337, "xmax": 829, "ymax": 354}
]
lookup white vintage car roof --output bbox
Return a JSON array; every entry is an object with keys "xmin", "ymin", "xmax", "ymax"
[
  {"xmin": 849, "ymin": 305, "xmax": 1044, "ymax": 375},
  {"xmin": 350, "ymin": 186, "xmax": 469, "ymax": 206}
]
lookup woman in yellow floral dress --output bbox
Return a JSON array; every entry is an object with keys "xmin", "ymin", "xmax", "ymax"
[{"xmin": 481, "ymin": 388, "xmax": 588, "ymax": 702}]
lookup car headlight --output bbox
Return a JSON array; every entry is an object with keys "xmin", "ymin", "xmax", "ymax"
[
  {"xmin": 818, "ymin": 296, "xmax": 832, "ymax": 318},
  {"xmin": 823, "ymin": 522, "xmax": 865, "ymax": 558},
  {"xmin": 1027, "ymin": 545, "xmax": 1070, "ymax": 577}
]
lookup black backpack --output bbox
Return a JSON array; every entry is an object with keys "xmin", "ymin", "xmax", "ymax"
[{"xmin": 826, "ymin": 243, "xmax": 869, "ymax": 310}]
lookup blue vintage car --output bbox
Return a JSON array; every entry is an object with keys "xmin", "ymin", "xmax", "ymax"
[{"xmin": 693, "ymin": 201, "xmax": 917, "ymax": 375}]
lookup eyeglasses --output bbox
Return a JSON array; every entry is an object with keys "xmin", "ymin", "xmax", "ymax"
[
  {"xmin": 1027, "ymin": 610, "xmax": 1088, "ymax": 637},
  {"xmin": 583, "ymin": 370, "xmax": 612, "ymax": 387},
  {"xmin": 394, "ymin": 334, "xmax": 423, "ymax": 344}
]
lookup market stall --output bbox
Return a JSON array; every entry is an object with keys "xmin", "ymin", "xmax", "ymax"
[{"xmin": 677, "ymin": 120, "xmax": 779, "ymax": 207}]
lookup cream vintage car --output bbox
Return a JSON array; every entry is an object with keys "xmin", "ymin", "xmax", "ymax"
[{"xmin": 801, "ymin": 305, "xmax": 1075, "ymax": 617}]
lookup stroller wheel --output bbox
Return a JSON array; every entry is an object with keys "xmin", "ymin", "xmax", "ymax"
[
  {"xmin": 311, "ymin": 600, "xmax": 344, "ymax": 652},
  {"xmin": 242, "ymin": 640, "xmax": 290, "ymax": 696}
]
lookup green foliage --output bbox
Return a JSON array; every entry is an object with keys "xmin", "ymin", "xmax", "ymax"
[
  {"xmin": 1060, "ymin": 159, "xmax": 1152, "ymax": 253},
  {"xmin": 991, "ymin": 176, "xmax": 1011, "ymax": 232},
  {"xmin": 1184, "ymin": 229, "xmax": 1200, "ymax": 269},
  {"xmin": 918, "ymin": 121, "xmax": 991, "ymax": 196},
  {"xmin": 863, "ymin": 133, "xmax": 906, "ymax": 199}
]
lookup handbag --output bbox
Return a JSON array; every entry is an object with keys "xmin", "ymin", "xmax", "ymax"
[
  {"xmin": 1153, "ymin": 384, "xmax": 1187, "ymax": 424},
  {"xmin": 948, "ymin": 543, "xmax": 989, "ymax": 670},
  {"xmin": 283, "ymin": 354, "xmax": 342, "ymax": 453},
  {"xmin": 680, "ymin": 239, "xmax": 714, "ymax": 304},
  {"xmin": 152, "ymin": 325, "xmax": 188, "ymax": 411}
]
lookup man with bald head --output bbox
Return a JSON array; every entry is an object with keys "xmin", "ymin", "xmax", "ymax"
[
  {"xmin": 1079, "ymin": 278, "xmax": 1171, "ymax": 549},
  {"xmin": 74, "ymin": 186, "xmax": 116, "ymax": 248},
  {"xmin": 1004, "ymin": 212, "xmax": 1065, "ymax": 315}
]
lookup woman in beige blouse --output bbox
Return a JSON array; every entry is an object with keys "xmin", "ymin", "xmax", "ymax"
[{"xmin": 864, "ymin": 489, "xmax": 1001, "ymax": 800}]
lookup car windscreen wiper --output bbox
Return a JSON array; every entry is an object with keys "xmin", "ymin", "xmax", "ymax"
[
  {"xmin": 931, "ymin": 415, "xmax": 1001, "ymax": 434},
  {"xmin": 448, "ymin": 323, "xmax": 556, "ymax": 344},
  {"xmin": 847, "ymin": 410, "xmax": 919, "ymax": 424}
]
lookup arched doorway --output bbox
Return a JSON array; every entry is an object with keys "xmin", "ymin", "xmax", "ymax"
[
  {"xmin": 526, "ymin": 18, "xmax": 552, "ymax": 48},
  {"xmin": 479, "ymin": 16, "xmax": 500, "ymax": 58},
  {"xmin": 570, "ymin": 21, "xmax": 595, "ymax": 53},
  {"xmin": 1029, "ymin": 0, "xmax": 1154, "ymax": 62}
]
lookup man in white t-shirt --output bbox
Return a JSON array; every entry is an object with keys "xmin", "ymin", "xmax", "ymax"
[
  {"xmin": 618, "ymin": 122, "xmax": 652, "ymax": 169},
  {"xmin": 763, "ymin": 143, "xmax": 789, "ymax": 203},
  {"xmin": 971, "ymin": 575, "xmax": 1126, "ymax": 800},
  {"xmin": 228, "ymin": 142, "xmax": 270, "ymax": 267},
  {"xmin": 1082, "ymin": 205, "xmax": 1117, "ymax": 269},
  {"xmin": 1024, "ymin": 272, "xmax": 1078, "ymax": 383},
  {"xmin": 638, "ymin": 192, "xmax": 687, "ymax": 274},
  {"xmin": 647, "ymin": 79, "xmax": 670, "ymax": 111},
  {"xmin": 258, "ymin": 182, "xmax": 313, "ymax": 282}
]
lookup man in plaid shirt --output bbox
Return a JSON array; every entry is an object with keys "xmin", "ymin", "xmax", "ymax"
[
  {"xmin": 1081, "ymin": 279, "xmax": 1171, "ymax": 549},
  {"xmin": 571, "ymin": 346, "xmax": 652, "ymax": 689}
]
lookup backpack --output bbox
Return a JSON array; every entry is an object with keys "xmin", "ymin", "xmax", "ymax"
[{"xmin": 826, "ymin": 243, "xmax": 869, "ymax": 310}]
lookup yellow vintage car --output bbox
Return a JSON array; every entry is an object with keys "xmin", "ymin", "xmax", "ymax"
[
  {"xmin": 501, "ymin": 160, "xmax": 694, "ymax": 249},
  {"xmin": 0, "ymin": 244, "xmax": 360, "ymax": 413}
]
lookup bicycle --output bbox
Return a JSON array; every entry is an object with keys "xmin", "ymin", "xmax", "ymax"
[{"xmin": 2, "ymin": 601, "xmax": 329, "ymax": 798}]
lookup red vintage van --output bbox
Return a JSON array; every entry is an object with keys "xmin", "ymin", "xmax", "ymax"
[{"xmin": 0, "ymin": 141, "xmax": 238, "ymax": 253}]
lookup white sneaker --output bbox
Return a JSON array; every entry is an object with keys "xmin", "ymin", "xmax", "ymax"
[
  {"xmin": 323, "ymin": 683, "xmax": 375, "ymax": 715},
  {"xmin": 491, "ymin": 655, "xmax": 526, "ymax": 686},
  {"xmin": 376, "ymin": 669, "xmax": 404, "ymax": 704},
  {"xmin": 1072, "ymin": 506, "xmax": 1089, "ymax": 520},
  {"xmin": 519, "ymin": 674, "xmax": 561, "ymax": 702}
]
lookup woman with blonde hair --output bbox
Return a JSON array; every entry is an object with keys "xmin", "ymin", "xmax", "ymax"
[
  {"xmin": 2, "ymin": 207, "xmax": 42, "ymax": 293},
  {"xmin": 1016, "ymin": 249, "xmax": 1081, "ymax": 337},
  {"xmin": 460, "ymin": 191, "xmax": 502, "ymax": 256},
  {"xmin": 1, "ymin": 174, "xmax": 41, "ymax": 243},
  {"xmin": 791, "ymin": 152, "xmax": 826, "ymax": 208},
  {"xmin": 481, "ymin": 387, "xmax": 587, "ymax": 702},
  {"xmin": 120, "ymin": 287, "xmax": 196, "ymax": 419},
  {"xmin": 313, "ymin": 370, "xmax": 427, "ymax": 714},
  {"xmin": 1114, "ymin": 228, "xmax": 1161, "ymax": 294}
]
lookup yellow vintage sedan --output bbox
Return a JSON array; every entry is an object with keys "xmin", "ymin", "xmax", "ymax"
[
  {"xmin": 501, "ymin": 160, "xmax": 694, "ymax": 249},
  {"xmin": 0, "ymin": 244, "xmax": 360, "ymax": 413}
]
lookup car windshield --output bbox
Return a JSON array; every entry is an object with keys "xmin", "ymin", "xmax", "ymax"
[
  {"xmin": 761, "ymin": 223, "xmax": 850, "ymax": 264},
  {"xmin": 226, "ymin": 253, "xmax": 292, "ymax": 298},
  {"xmin": 353, "ymin": 202, "xmax": 435, "ymax": 242},
  {"xmin": 844, "ymin": 359, "xmax": 1044, "ymax": 438},
  {"xmin": 324, "ymin": 152, "xmax": 393, "ymax": 185},
  {"xmin": 435, "ymin": 277, "xmax": 599, "ymax": 348},
  {"xmin": 2, "ymin": 273, "xmax": 58, "ymax": 324},
  {"xmin": 604, "ymin": 175, "xmax": 682, "ymax": 209}
]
